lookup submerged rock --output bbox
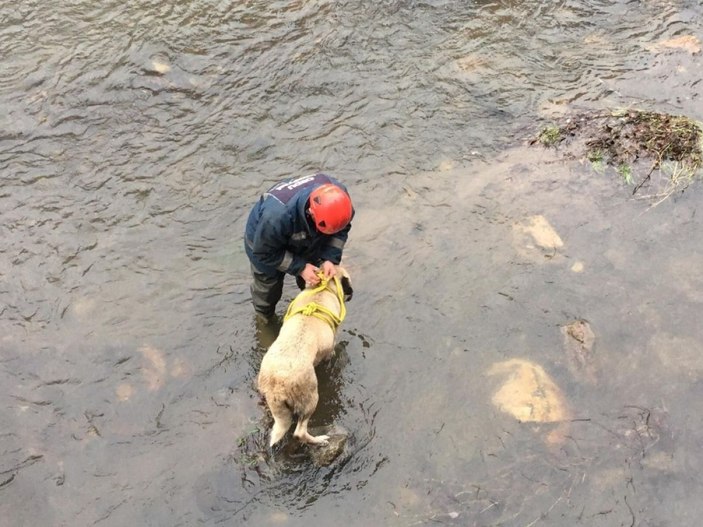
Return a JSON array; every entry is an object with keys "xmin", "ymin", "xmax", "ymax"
[
  {"xmin": 139, "ymin": 344, "xmax": 167, "ymax": 391},
  {"xmin": 115, "ymin": 383, "xmax": 134, "ymax": 401},
  {"xmin": 309, "ymin": 431, "xmax": 348, "ymax": 467},
  {"xmin": 571, "ymin": 261, "xmax": 585, "ymax": 273},
  {"xmin": 487, "ymin": 358, "xmax": 571, "ymax": 445},
  {"xmin": 150, "ymin": 58, "xmax": 171, "ymax": 74},
  {"xmin": 515, "ymin": 215, "xmax": 564, "ymax": 251},
  {"xmin": 488, "ymin": 359, "xmax": 569, "ymax": 423},
  {"xmin": 647, "ymin": 35, "xmax": 701, "ymax": 55},
  {"xmin": 560, "ymin": 319, "xmax": 598, "ymax": 384},
  {"xmin": 512, "ymin": 215, "xmax": 564, "ymax": 261}
]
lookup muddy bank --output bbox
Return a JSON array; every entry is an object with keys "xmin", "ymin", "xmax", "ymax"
[{"xmin": 532, "ymin": 108, "xmax": 703, "ymax": 201}]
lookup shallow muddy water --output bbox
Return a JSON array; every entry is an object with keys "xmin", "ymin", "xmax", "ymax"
[{"xmin": 2, "ymin": 1, "xmax": 703, "ymax": 525}]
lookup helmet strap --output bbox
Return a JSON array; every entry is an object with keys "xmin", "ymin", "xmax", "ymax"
[{"xmin": 304, "ymin": 208, "xmax": 317, "ymax": 231}]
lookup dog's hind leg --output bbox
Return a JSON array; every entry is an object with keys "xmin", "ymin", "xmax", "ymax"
[
  {"xmin": 293, "ymin": 389, "xmax": 330, "ymax": 446},
  {"xmin": 294, "ymin": 417, "xmax": 330, "ymax": 446},
  {"xmin": 268, "ymin": 397, "xmax": 294, "ymax": 447}
]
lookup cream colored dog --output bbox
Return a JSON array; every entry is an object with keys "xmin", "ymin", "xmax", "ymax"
[{"xmin": 257, "ymin": 266, "xmax": 352, "ymax": 447}]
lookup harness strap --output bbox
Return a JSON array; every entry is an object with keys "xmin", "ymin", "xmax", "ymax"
[{"xmin": 283, "ymin": 273, "xmax": 346, "ymax": 331}]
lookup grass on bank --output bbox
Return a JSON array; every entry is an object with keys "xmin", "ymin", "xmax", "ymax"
[{"xmin": 533, "ymin": 109, "xmax": 703, "ymax": 202}]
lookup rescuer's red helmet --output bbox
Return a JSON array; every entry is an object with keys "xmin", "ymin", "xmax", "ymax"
[{"xmin": 308, "ymin": 184, "xmax": 353, "ymax": 234}]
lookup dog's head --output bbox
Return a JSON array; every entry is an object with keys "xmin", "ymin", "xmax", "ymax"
[{"xmin": 335, "ymin": 265, "xmax": 353, "ymax": 302}]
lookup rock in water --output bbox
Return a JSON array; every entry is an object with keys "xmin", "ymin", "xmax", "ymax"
[
  {"xmin": 560, "ymin": 319, "xmax": 597, "ymax": 384},
  {"xmin": 647, "ymin": 35, "xmax": 701, "ymax": 55},
  {"xmin": 308, "ymin": 425, "xmax": 348, "ymax": 466},
  {"xmin": 512, "ymin": 215, "xmax": 564, "ymax": 260},
  {"xmin": 310, "ymin": 434, "xmax": 347, "ymax": 467},
  {"xmin": 487, "ymin": 359, "xmax": 571, "ymax": 445}
]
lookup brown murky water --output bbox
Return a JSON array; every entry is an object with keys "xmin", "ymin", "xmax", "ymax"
[{"xmin": 2, "ymin": 1, "xmax": 703, "ymax": 525}]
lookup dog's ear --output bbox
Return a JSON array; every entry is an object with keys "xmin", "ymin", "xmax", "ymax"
[
  {"xmin": 341, "ymin": 276, "xmax": 353, "ymax": 301},
  {"xmin": 336, "ymin": 265, "xmax": 353, "ymax": 301}
]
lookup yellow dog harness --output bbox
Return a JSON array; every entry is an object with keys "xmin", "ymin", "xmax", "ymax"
[{"xmin": 283, "ymin": 273, "xmax": 347, "ymax": 331}]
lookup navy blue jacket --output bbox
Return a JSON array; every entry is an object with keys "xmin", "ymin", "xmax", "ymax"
[{"xmin": 244, "ymin": 173, "xmax": 353, "ymax": 277}]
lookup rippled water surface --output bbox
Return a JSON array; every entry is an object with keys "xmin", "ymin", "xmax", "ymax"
[{"xmin": 2, "ymin": 1, "xmax": 703, "ymax": 525}]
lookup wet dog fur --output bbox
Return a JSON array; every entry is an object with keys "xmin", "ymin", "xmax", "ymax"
[{"xmin": 257, "ymin": 266, "xmax": 353, "ymax": 447}]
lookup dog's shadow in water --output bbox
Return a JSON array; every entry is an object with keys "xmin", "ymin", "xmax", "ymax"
[{"xmin": 312, "ymin": 339, "xmax": 350, "ymax": 424}]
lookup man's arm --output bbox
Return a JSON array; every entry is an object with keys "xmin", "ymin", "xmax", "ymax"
[{"xmin": 251, "ymin": 207, "xmax": 307, "ymax": 275}]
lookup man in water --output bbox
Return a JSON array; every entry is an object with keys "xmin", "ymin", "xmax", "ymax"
[{"xmin": 244, "ymin": 173, "xmax": 354, "ymax": 324}]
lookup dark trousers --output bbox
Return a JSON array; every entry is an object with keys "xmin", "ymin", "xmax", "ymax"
[{"xmin": 250, "ymin": 264, "xmax": 306, "ymax": 317}]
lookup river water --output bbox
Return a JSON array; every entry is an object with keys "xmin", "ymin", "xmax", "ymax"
[{"xmin": 2, "ymin": 1, "xmax": 703, "ymax": 525}]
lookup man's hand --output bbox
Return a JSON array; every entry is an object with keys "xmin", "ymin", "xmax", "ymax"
[
  {"xmin": 300, "ymin": 263, "xmax": 321, "ymax": 286},
  {"xmin": 320, "ymin": 260, "xmax": 337, "ymax": 278}
]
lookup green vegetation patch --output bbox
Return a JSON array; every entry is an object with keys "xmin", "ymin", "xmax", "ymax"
[{"xmin": 532, "ymin": 109, "xmax": 703, "ymax": 199}]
